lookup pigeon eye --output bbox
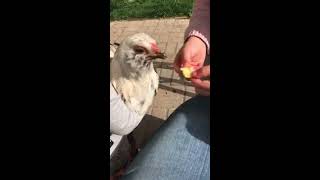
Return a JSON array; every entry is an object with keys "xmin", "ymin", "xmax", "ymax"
[{"xmin": 134, "ymin": 46, "xmax": 146, "ymax": 54}]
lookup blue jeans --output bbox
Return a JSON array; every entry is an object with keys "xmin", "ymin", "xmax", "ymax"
[{"xmin": 121, "ymin": 96, "xmax": 210, "ymax": 180}]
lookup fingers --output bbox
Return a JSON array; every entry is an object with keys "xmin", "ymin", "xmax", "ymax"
[
  {"xmin": 174, "ymin": 53, "xmax": 202, "ymax": 76},
  {"xmin": 174, "ymin": 47, "xmax": 194, "ymax": 73},
  {"xmin": 191, "ymin": 78, "xmax": 210, "ymax": 91},
  {"xmin": 190, "ymin": 65, "xmax": 210, "ymax": 96},
  {"xmin": 174, "ymin": 39, "xmax": 206, "ymax": 74},
  {"xmin": 192, "ymin": 65, "xmax": 210, "ymax": 79},
  {"xmin": 192, "ymin": 78, "xmax": 210, "ymax": 96}
]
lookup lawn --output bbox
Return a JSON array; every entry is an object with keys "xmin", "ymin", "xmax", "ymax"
[{"xmin": 110, "ymin": 0, "xmax": 194, "ymax": 21}]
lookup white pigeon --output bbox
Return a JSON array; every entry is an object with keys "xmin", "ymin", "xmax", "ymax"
[{"xmin": 111, "ymin": 33, "xmax": 166, "ymax": 116}]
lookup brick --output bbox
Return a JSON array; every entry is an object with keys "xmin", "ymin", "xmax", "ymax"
[
  {"xmin": 157, "ymin": 19, "xmax": 166, "ymax": 27},
  {"xmin": 172, "ymin": 70, "xmax": 182, "ymax": 81},
  {"xmin": 174, "ymin": 24, "xmax": 188, "ymax": 29},
  {"xmin": 116, "ymin": 35, "xmax": 126, "ymax": 43},
  {"xmin": 160, "ymin": 68, "xmax": 172, "ymax": 79},
  {"xmin": 169, "ymin": 32, "xmax": 185, "ymax": 39},
  {"xmin": 126, "ymin": 26, "xmax": 140, "ymax": 31},
  {"xmin": 185, "ymin": 84, "xmax": 196, "ymax": 94},
  {"xmin": 156, "ymin": 24, "xmax": 175, "ymax": 34},
  {"xmin": 180, "ymin": 19, "xmax": 190, "ymax": 26},
  {"xmin": 184, "ymin": 95, "xmax": 193, "ymax": 102},
  {"xmin": 157, "ymin": 42, "xmax": 167, "ymax": 53},
  {"xmin": 152, "ymin": 33, "xmax": 161, "ymax": 43},
  {"xmin": 153, "ymin": 60, "xmax": 162, "ymax": 68},
  {"xmin": 154, "ymin": 62, "xmax": 162, "ymax": 75},
  {"xmin": 170, "ymin": 71, "xmax": 185, "ymax": 89},
  {"xmin": 170, "ymin": 74, "xmax": 186, "ymax": 95},
  {"xmin": 170, "ymin": 81, "xmax": 186, "ymax": 92},
  {"xmin": 167, "ymin": 108, "xmax": 176, "ymax": 118},
  {"xmin": 142, "ymin": 19, "xmax": 160, "ymax": 27},
  {"xmin": 165, "ymin": 42, "xmax": 178, "ymax": 60},
  {"xmin": 121, "ymin": 31, "xmax": 138, "ymax": 37},
  {"xmin": 176, "ymin": 42, "xmax": 184, "ymax": 53},
  {"xmin": 143, "ymin": 26, "xmax": 157, "ymax": 34},
  {"xmin": 147, "ymin": 106, "xmax": 153, "ymax": 115},
  {"xmin": 158, "ymin": 33, "xmax": 170, "ymax": 43},
  {"xmin": 111, "ymin": 21, "xmax": 128, "ymax": 28},
  {"xmin": 151, "ymin": 107, "xmax": 168, "ymax": 120},
  {"xmin": 164, "ymin": 19, "xmax": 176, "ymax": 26},
  {"xmin": 128, "ymin": 20, "xmax": 145, "ymax": 27},
  {"xmin": 152, "ymin": 89, "xmax": 184, "ymax": 109},
  {"xmin": 161, "ymin": 62, "xmax": 173, "ymax": 70}
]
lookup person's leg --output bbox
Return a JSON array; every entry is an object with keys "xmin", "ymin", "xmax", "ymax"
[{"xmin": 121, "ymin": 95, "xmax": 210, "ymax": 180}]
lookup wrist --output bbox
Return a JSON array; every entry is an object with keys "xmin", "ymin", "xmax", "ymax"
[
  {"xmin": 185, "ymin": 30, "xmax": 210, "ymax": 55},
  {"xmin": 185, "ymin": 36, "xmax": 207, "ymax": 55}
]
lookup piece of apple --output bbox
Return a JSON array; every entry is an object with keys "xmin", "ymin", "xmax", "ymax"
[{"xmin": 180, "ymin": 67, "xmax": 193, "ymax": 79}]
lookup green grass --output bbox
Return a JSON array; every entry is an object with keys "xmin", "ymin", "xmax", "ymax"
[{"xmin": 110, "ymin": 0, "xmax": 194, "ymax": 21}]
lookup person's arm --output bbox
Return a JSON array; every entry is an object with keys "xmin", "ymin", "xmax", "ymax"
[
  {"xmin": 110, "ymin": 83, "xmax": 144, "ymax": 135},
  {"xmin": 185, "ymin": 0, "xmax": 210, "ymax": 54}
]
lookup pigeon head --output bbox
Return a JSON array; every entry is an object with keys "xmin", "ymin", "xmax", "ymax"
[{"xmin": 115, "ymin": 33, "xmax": 166, "ymax": 72}]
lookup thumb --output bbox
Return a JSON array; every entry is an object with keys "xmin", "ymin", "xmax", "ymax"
[{"xmin": 191, "ymin": 65, "xmax": 210, "ymax": 79}]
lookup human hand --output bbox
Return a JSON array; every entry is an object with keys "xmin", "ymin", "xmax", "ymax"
[
  {"xmin": 191, "ymin": 65, "xmax": 210, "ymax": 96},
  {"xmin": 174, "ymin": 36, "xmax": 207, "ymax": 74}
]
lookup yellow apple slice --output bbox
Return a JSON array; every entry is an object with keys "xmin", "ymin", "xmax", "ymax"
[{"xmin": 180, "ymin": 67, "xmax": 193, "ymax": 79}]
